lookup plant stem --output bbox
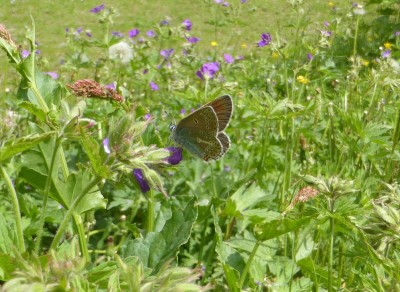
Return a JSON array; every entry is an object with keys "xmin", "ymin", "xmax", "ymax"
[
  {"xmin": 34, "ymin": 137, "xmax": 62, "ymax": 254},
  {"xmin": 352, "ymin": 16, "xmax": 360, "ymax": 58},
  {"xmin": 0, "ymin": 166, "xmax": 25, "ymax": 253},
  {"xmin": 238, "ymin": 240, "xmax": 260, "ymax": 290},
  {"xmin": 30, "ymin": 82, "xmax": 50, "ymax": 113},
  {"xmin": 146, "ymin": 189, "xmax": 155, "ymax": 233},
  {"xmin": 50, "ymin": 176, "xmax": 102, "ymax": 250},
  {"xmin": 328, "ymin": 198, "xmax": 335, "ymax": 292}
]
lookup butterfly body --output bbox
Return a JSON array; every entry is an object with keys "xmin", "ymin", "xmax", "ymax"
[{"xmin": 171, "ymin": 95, "xmax": 233, "ymax": 161}]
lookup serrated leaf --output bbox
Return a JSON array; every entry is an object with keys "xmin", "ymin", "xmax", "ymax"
[
  {"xmin": 0, "ymin": 213, "xmax": 16, "ymax": 254},
  {"xmin": 122, "ymin": 198, "xmax": 197, "ymax": 273},
  {"xmin": 0, "ymin": 132, "xmax": 56, "ymax": 162},
  {"xmin": 0, "ymin": 253, "xmax": 19, "ymax": 281}
]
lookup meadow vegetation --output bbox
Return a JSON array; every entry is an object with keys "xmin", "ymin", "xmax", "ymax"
[{"xmin": 0, "ymin": 0, "xmax": 399, "ymax": 291}]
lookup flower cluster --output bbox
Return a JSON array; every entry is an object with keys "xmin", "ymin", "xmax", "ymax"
[
  {"xmin": 196, "ymin": 62, "xmax": 220, "ymax": 80},
  {"xmin": 68, "ymin": 79, "xmax": 124, "ymax": 102}
]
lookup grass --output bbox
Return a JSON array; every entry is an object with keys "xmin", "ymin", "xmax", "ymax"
[{"xmin": 1, "ymin": 0, "xmax": 400, "ymax": 291}]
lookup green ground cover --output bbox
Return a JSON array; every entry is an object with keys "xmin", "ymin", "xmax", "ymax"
[{"xmin": 0, "ymin": 0, "xmax": 399, "ymax": 291}]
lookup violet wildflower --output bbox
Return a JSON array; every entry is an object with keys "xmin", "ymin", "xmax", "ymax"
[
  {"xmin": 321, "ymin": 30, "xmax": 332, "ymax": 37},
  {"xmin": 129, "ymin": 29, "xmax": 140, "ymax": 38},
  {"xmin": 144, "ymin": 113, "xmax": 152, "ymax": 120},
  {"xmin": 394, "ymin": 31, "xmax": 400, "ymax": 37},
  {"xmin": 323, "ymin": 21, "xmax": 330, "ymax": 27},
  {"xmin": 307, "ymin": 53, "xmax": 313, "ymax": 61},
  {"xmin": 222, "ymin": 2, "xmax": 229, "ymax": 6},
  {"xmin": 104, "ymin": 83, "xmax": 116, "ymax": 90},
  {"xmin": 182, "ymin": 19, "xmax": 192, "ymax": 31},
  {"xmin": 150, "ymin": 81, "xmax": 159, "ymax": 91},
  {"xmin": 257, "ymin": 33, "xmax": 272, "ymax": 47},
  {"xmin": 35, "ymin": 50, "xmax": 41, "ymax": 55},
  {"xmin": 215, "ymin": 0, "xmax": 223, "ymax": 3},
  {"xmin": 224, "ymin": 53, "xmax": 234, "ymax": 64},
  {"xmin": 236, "ymin": 55, "xmax": 244, "ymax": 61},
  {"xmin": 240, "ymin": 0, "xmax": 247, "ymax": 3},
  {"xmin": 112, "ymin": 31, "xmax": 124, "ymax": 38},
  {"xmin": 46, "ymin": 72, "xmax": 58, "ymax": 79},
  {"xmin": 146, "ymin": 30, "xmax": 157, "ymax": 37},
  {"xmin": 90, "ymin": 4, "xmax": 105, "ymax": 13},
  {"xmin": 165, "ymin": 147, "xmax": 183, "ymax": 165},
  {"xmin": 133, "ymin": 169, "xmax": 150, "ymax": 193},
  {"xmin": 76, "ymin": 27, "xmax": 83, "ymax": 34},
  {"xmin": 160, "ymin": 18, "xmax": 170, "ymax": 26},
  {"xmin": 143, "ymin": 69, "xmax": 149, "ymax": 74},
  {"xmin": 186, "ymin": 36, "xmax": 200, "ymax": 44},
  {"xmin": 196, "ymin": 62, "xmax": 220, "ymax": 80},
  {"xmin": 382, "ymin": 50, "xmax": 391, "ymax": 58},
  {"xmin": 103, "ymin": 138, "xmax": 111, "ymax": 154},
  {"xmin": 160, "ymin": 49, "xmax": 174, "ymax": 60},
  {"xmin": 180, "ymin": 108, "xmax": 186, "ymax": 115},
  {"xmin": 21, "ymin": 50, "xmax": 30, "ymax": 59}
]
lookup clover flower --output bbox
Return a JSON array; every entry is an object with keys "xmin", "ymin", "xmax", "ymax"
[
  {"xmin": 196, "ymin": 62, "xmax": 220, "ymax": 80},
  {"xmin": 257, "ymin": 33, "xmax": 272, "ymax": 47},
  {"xmin": 109, "ymin": 41, "xmax": 133, "ymax": 64}
]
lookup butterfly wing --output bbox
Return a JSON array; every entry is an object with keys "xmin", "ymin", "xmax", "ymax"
[
  {"xmin": 217, "ymin": 132, "xmax": 231, "ymax": 157},
  {"xmin": 204, "ymin": 95, "xmax": 233, "ymax": 131},
  {"xmin": 173, "ymin": 106, "xmax": 223, "ymax": 161}
]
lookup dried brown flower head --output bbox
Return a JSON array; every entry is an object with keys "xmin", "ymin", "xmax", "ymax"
[
  {"xmin": 67, "ymin": 79, "xmax": 124, "ymax": 103},
  {"xmin": 0, "ymin": 24, "xmax": 16, "ymax": 47}
]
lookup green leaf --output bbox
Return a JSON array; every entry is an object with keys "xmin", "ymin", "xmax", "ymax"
[
  {"xmin": 0, "ymin": 132, "xmax": 56, "ymax": 162},
  {"xmin": 254, "ymin": 216, "xmax": 313, "ymax": 242},
  {"xmin": 122, "ymin": 198, "xmax": 197, "ymax": 273},
  {"xmin": 0, "ymin": 213, "xmax": 16, "ymax": 254},
  {"xmin": 0, "ymin": 253, "xmax": 19, "ymax": 281}
]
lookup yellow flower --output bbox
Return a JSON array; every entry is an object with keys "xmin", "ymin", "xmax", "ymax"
[
  {"xmin": 297, "ymin": 75, "xmax": 309, "ymax": 84},
  {"xmin": 384, "ymin": 42, "xmax": 393, "ymax": 49},
  {"xmin": 328, "ymin": 2, "xmax": 335, "ymax": 7},
  {"xmin": 211, "ymin": 41, "xmax": 218, "ymax": 47},
  {"xmin": 271, "ymin": 52, "xmax": 279, "ymax": 59},
  {"xmin": 361, "ymin": 58, "xmax": 370, "ymax": 66},
  {"xmin": 241, "ymin": 43, "xmax": 247, "ymax": 48}
]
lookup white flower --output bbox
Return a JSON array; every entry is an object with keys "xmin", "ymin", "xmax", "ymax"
[
  {"xmin": 353, "ymin": 5, "xmax": 366, "ymax": 16},
  {"xmin": 109, "ymin": 41, "xmax": 133, "ymax": 64}
]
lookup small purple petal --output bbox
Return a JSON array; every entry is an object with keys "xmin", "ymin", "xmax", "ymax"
[
  {"xmin": 129, "ymin": 29, "xmax": 140, "ymax": 38},
  {"xmin": 160, "ymin": 49, "xmax": 174, "ymax": 59},
  {"xmin": 76, "ymin": 27, "xmax": 83, "ymax": 33},
  {"xmin": 45, "ymin": 72, "xmax": 58, "ymax": 79},
  {"xmin": 182, "ymin": 19, "xmax": 192, "ymax": 31},
  {"xmin": 150, "ymin": 81, "xmax": 159, "ymax": 91},
  {"xmin": 144, "ymin": 113, "xmax": 151, "ymax": 120},
  {"xmin": 240, "ymin": 0, "xmax": 247, "ymax": 3},
  {"xmin": 307, "ymin": 53, "xmax": 313, "ymax": 61},
  {"xmin": 133, "ymin": 169, "xmax": 150, "ymax": 193},
  {"xmin": 35, "ymin": 49, "xmax": 41, "ymax": 55},
  {"xmin": 180, "ymin": 108, "xmax": 186, "ymax": 115},
  {"xmin": 86, "ymin": 31, "xmax": 93, "ymax": 37},
  {"xmin": 394, "ymin": 31, "xmax": 400, "ymax": 36},
  {"xmin": 224, "ymin": 53, "xmax": 234, "ymax": 64},
  {"xmin": 112, "ymin": 31, "xmax": 123, "ymax": 37},
  {"xmin": 90, "ymin": 4, "xmax": 105, "ymax": 13},
  {"xmin": 222, "ymin": 2, "xmax": 229, "ymax": 6},
  {"xmin": 146, "ymin": 30, "xmax": 157, "ymax": 37},
  {"xmin": 21, "ymin": 50, "xmax": 30, "ymax": 59},
  {"xmin": 186, "ymin": 36, "xmax": 200, "ymax": 44},
  {"xmin": 104, "ymin": 83, "xmax": 116, "ymax": 90},
  {"xmin": 143, "ymin": 69, "xmax": 149, "ymax": 74},
  {"xmin": 196, "ymin": 62, "xmax": 220, "ymax": 80},
  {"xmin": 382, "ymin": 50, "xmax": 391, "ymax": 58},
  {"xmin": 103, "ymin": 138, "xmax": 111, "ymax": 154},
  {"xmin": 324, "ymin": 21, "xmax": 330, "ymax": 27},
  {"xmin": 165, "ymin": 147, "xmax": 183, "ymax": 165}
]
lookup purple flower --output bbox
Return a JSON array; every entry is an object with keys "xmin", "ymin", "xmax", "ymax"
[
  {"xmin": 35, "ymin": 50, "xmax": 41, "ymax": 55},
  {"xmin": 104, "ymin": 83, "xmax": 116, "ymax": 90},
  {"xmin": 214, "ymin": 0, "xmax": 223, "ymax": 3},
  {"xmin": 180, "ymin": 108, "xmax": 186, "ymax": 115},
  {"xmin": 236, "ymin": 55, "xmax": 244, "ymax": 61},
  {"xmin": 186, "ymin": 36, "xmax": 200, "ymax": 44},
  {"xmin": 394, "ymin": 31, "xmax": 400, "ymax": 36},
  {"xmin": 321, "ymin": 30, "xmax": 332, "ymax": 37},
  {"xmin": 160, "ymin": 19, "xmax": 170, "ymax": 26},
  {"xmin": 146, "ymin": 30, "xmax": 157, "ymax": 37},
  {"xmin": 165, "ymin": 147, "xmax": 183, "ymax": 165},
  {"xmin": 21, "ymin": 50, "xmax": 30, "ymax": 59},
  {"xmin": 222, "ymin": 2, "xmax": 229, "ymax": 6},
  {"xmin": 65, "ymin": 27, "xmax": 69, "ymax": 33},
  {"xmin": 76, "ymin": 27, "xmax": 83, "ymax": 34},
  {"xmin": 307, "ymin": 53, "xmax": 313, "ymax": 61},
  {"xmin": 382, "ymin": 50, "xmax": 391, "ymax": 58},
  {"xmin": 112, "ymin": 31, "xmax": 123, "ymax": 38},
  {"xmin": 45, "ymin": 72, "xmax": 58, "ymax": 79},
  {"xmin": 90, "ymin": 4, "xmax": 105, "ymax": 13},
  {"xmin": 86, "ymin": 31, "xmax": 93, "ymax": 37},
  {"xmin": 103, "ymin": 138, "xmax": 111, "ymax": 154},
  {"xmin": 160, "ymin": 49, "xmax": 174, "ymax": 60},
  {"xmin": 240, "ymin": 0, "xmax": 247, "ymax": 3},
  {"xmin": 182, "ymin": 19, "xmax": 192, "ymax": 31},
  {"xmin": 196, "ymin": 62, "xmax": 220, "ymax": 80},
  {"xmin": 150, "ymin": 81, "xmax": 159, "ymax": 91},
  {"xmin": 144, "ymin": 113, "xmax": 152, "ymax": 120},
  {"xmin": 133, "ymin": 169, "xmax": 150, "ymax": 193},
  {"xmin": 257, "ymin": 33, "xmax": 272, "ymax": 47},
  {"xmin": 129, "ymin": 29, "xmax": 140, "ymax": 38},
  {"xmin": 324, "ymin": 21, "xmax": 330, "ymax": 27},
  {"xmin": 224, "ymin": 53, "xmax": 234, "ymax": 64}
]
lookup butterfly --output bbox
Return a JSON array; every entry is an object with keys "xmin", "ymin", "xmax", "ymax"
[{"xmin": 170, "ymin": 95, "xmax": 233, "ymax": 161}]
